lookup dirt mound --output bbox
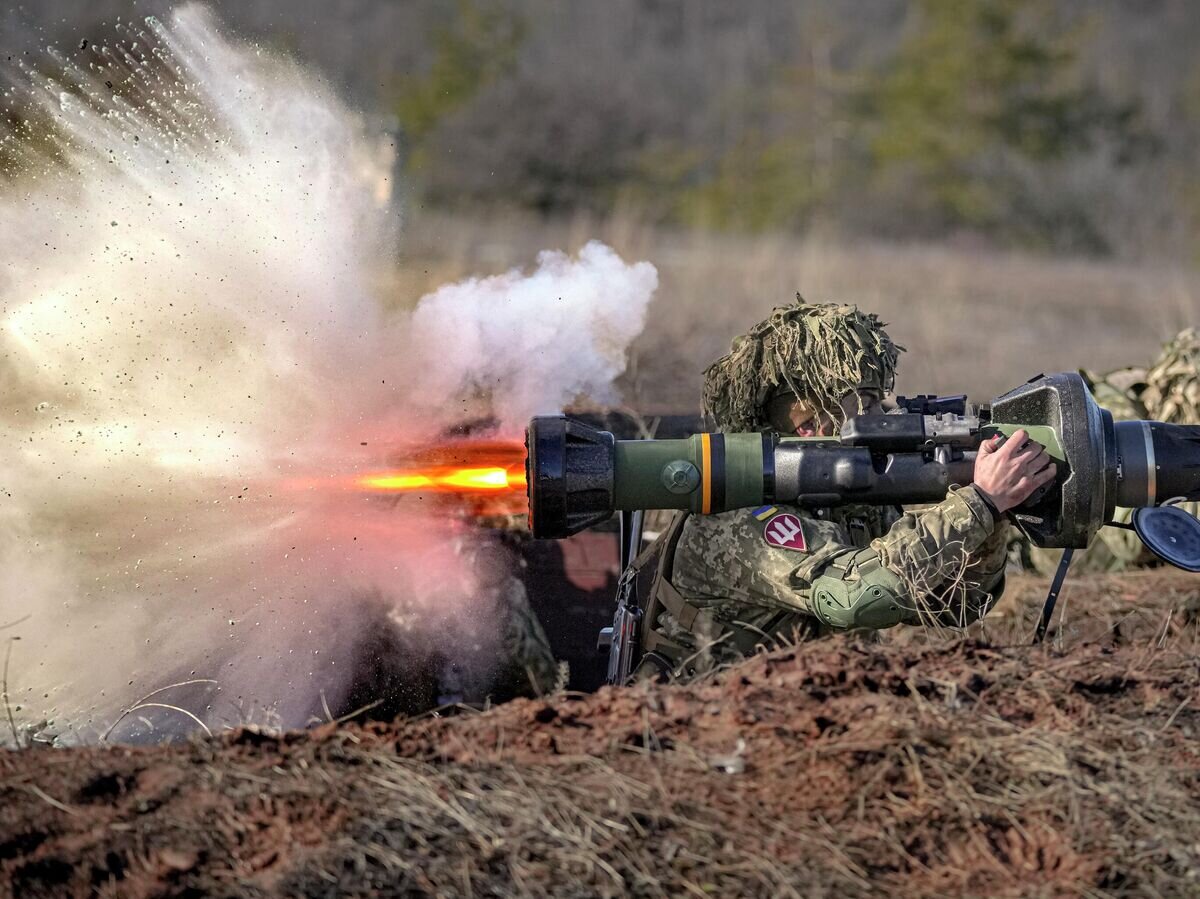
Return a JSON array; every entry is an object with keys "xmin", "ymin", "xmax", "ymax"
[{"xmin": 4, "ymin": 571, "xmax": 1200, "ymax": 897}]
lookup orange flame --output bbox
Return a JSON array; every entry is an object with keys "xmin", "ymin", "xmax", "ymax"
[
  {"xmin": 356, "ymin": 465, "xmax": 526, "ymax": 493},
  {"xmin": 353, "ymin": 439, "xmax": 528, "ymax": 517}
]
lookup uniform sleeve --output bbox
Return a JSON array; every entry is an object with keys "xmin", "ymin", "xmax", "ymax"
[
  {"xmin": 674, "ymin": 489, "xmax": 1008, "ymax": 631},
  {"xmin": 803, "ymin": 486, "xmax": 1008, "ymax": 629},
  {"xmin": 874, "ymin": 486, "xmax": 1009, "ymax": 626},
  {"xmin": 672, "ymin": 508, "xmax": 851, "ymax": 614}
]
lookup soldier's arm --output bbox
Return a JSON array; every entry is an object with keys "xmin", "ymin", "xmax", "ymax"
[
  {"xmin": 950, "ymin": 512, "xmax": 1010, "ymax": 623},
  {"xmin": 677, "ymin": 431, "xmax": 1051, "ymax": 630},
  {"xmin": 801, "ymin": 486, "xmax": 1007, "ymax": 630},
  {"xmin": 674, "ymin": 498, "xmax": 1002, "ymax": 630}
]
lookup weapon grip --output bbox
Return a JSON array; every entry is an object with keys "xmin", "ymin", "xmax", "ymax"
[{"xmin": 980, "ymin": 424, "xmax": 1061, "ymax": 512}]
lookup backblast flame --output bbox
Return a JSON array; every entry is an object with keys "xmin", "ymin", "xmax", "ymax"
[
  {"xmin": 353, "ymin": 438, "xmax": 528, "ymax": 518},
  {"xmin": 356, "ymin": 465, "xmax": 525, "ymax": 493}
]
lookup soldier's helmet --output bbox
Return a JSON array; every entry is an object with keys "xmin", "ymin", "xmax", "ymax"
[
  {"xmin": 1142, "ymin": 328, "xmax": 1200, "ymax": 424},
  {"xmin": 702, "ymin": 298, "xmax": 903, "ymax": 432}
]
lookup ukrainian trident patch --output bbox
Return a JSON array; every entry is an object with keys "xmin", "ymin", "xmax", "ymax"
[{"xmin": 762, "ymin": 513, "xmax": 807, "ymax": 551}]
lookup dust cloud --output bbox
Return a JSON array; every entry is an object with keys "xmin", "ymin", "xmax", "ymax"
[{"xmin": 0, "ymin": 6, "xmax": 656, "ymax": 742}]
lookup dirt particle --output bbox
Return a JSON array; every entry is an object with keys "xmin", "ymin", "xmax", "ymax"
[{"xmin": 158, "ymin": 848, "xmax": 198, "ymax": 872}]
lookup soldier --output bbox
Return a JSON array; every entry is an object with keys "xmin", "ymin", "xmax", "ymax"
[
  {"xmin": 629, "ymin": 301, "xmax": 1055, "ymax": 681},
  {"xmin": 487, "ymin": 558, "xmax": 564, "ymax": 701},
  {"xmin": 384, "ymin": 536, "xmax": 562, "ymax": 709}
]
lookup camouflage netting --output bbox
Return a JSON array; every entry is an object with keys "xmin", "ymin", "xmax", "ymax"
[
  {"xmin": 1079, "ymin": 367, "xmax": 1147, "ymax": 422},
  {"xmin": 1142, "ymin": 327, "xmax": 1200, "ymax": 424},
  {"xmin": 702, "ymin": 299, "xmax": 904, "ymax": 432}
]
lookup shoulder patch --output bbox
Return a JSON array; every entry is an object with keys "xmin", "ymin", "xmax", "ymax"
[
  {"xmin": 763, "ymin": 512, "xmax": 808, "ymax": 551},
  {"xmin": 752, "ymin": 505, "xmax": 778, "ymax": 521}
]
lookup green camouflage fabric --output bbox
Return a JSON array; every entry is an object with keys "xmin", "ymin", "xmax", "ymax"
[
  {"xmin": 435, "ymin": 539, "xmax": 562, "ymax": 703},
  {"xmin": 650, "ymin": 486, "xmax": 1008, "ymax": 677},
  {"xmin": 1080, "ymin": 367, "xmax": 1148, "ymax": 422},
  {"xmin": 1023, "ymin": 506, "xmax": 1144, "ymax": 576},
  {"xmin": 702, "ymin": 300, "xmax": 904, "ymax": 432}
]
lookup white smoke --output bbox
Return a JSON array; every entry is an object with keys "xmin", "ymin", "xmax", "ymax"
[
  {"xmin": 406, "ymin": 243, "xmax": 656, "ymax": 432},
  {"xmin": 0, "ymin": 6, "xmax": 656, "ymax": 742}
]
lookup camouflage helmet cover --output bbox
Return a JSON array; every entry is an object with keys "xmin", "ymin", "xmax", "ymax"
[
  {"xmin": 1142, "ymin": 328, "xmax": 1200, "ymax": 424},
  {"xmin": 703, "ymin": 298, "xmax": 904, "ymax": 432}
]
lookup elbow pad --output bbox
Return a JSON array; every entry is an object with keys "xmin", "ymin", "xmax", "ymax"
[{"xmin": 810, "ymin": 556, "xmax": 908, "ymax": 630}]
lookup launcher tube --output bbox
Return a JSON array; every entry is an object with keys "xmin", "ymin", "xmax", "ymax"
[
  {"xmin": 527, "ymin": 373, "xmax": 1200, "ymax": 545},
  {"xmin": 612, "ymin": 433, "xmax": 773, "ymax": 513},
  {"xmin": 611, "ymin": 435, "xmax": 979, "ymax": 514}
]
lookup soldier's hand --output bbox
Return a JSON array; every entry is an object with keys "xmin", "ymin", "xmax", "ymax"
[{"xmin": 973, "ymin": 428, "xmax": 1057, "ymax": 514}]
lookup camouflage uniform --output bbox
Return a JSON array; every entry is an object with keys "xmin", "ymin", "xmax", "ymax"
[
  {"xmin": 1143, "ymin": 329, "xmax": 1200, "ymax": 424},
  {"xmin": 633, "ymin": 301, "xmax": 1009, "ymax": 681}
]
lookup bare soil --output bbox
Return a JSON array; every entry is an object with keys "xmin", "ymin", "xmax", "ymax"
[{"xmin": 5, "ymin": 570, "xmax": 1200, "ymax": 898}]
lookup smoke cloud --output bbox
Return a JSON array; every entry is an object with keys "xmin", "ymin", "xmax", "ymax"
[
  {"xmin": 0, "ymin": 6, "xmax": 656, "ymax": 742},
  {"xmin": 405, "ymin": 243, "xmax": 656, "ymax": 432}
]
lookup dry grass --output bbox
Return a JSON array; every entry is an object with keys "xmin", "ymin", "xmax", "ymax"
[
  {"xmin": 286, "ymin": 754, "xmax": 809, "ymax": 898},
  {"xmin": 7, "ymin": 573, "xmax": 1200, "ymax": 896},
  {"xmin": 382, "ymin": 209, "xmax": 1200, "ymax": 413}
]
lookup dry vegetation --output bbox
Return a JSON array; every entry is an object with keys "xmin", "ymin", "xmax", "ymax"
[{"xmin": 3, "ymin": 570, "xmax": 1200, "ymax": 897}]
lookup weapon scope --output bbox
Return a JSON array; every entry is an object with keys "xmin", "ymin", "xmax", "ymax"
[{"xmin": 527, "ymin": 373, "xmax": 1200, "ymax": 554}]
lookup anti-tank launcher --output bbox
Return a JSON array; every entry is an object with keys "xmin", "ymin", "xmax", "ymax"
[
  {"xmin": 528, "ymin": 372, "xmax": 1200, "ymax": 676},
  {"xmin": 527, "ymin": 371, "xmax": 1200, "ymax": 581}
]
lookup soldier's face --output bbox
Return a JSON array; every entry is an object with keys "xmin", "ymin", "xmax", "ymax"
[{"xmin": 767, "ymin": 389, "xmax": 883, "ymax": 437}]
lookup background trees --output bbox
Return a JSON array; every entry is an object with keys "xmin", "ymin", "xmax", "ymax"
[{"xmin": 6, "ymin": 0, "xmax": 1199, "ymax": 259}]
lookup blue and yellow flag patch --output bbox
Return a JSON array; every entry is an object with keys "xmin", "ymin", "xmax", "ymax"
[{"xmin": 752, "ymin": 505, "xmax": 778, "ymax": 521}]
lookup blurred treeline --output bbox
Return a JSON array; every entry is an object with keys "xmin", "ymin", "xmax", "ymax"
[{"xmin": 7, "ymin": 0, "xmax": 1200, "ymax": 260}]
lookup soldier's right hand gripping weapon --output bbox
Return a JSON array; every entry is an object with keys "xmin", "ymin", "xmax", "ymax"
[{"xmin": 526, "ymin": 373, "xmax": 1200, "ymax": 679}]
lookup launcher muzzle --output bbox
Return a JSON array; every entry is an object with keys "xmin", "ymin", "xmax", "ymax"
[{"xmin": 527, "ymin": 373, "xmax": 1200, "ymax": 563}]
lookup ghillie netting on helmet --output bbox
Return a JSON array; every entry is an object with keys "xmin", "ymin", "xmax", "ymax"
[{"xmin": 702, "ymin": 299, "xmax": 903, "ymax": 432}]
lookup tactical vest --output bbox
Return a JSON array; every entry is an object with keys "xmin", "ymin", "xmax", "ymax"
[
  {"xmin": 625, "ymin": 506, "xmax": 887, "ymax": 682},
  {"xmin": 626, "ymin": 512, "xmax": 713, "ymax": 681}
]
